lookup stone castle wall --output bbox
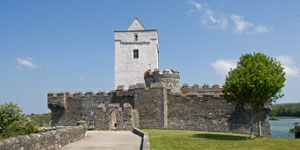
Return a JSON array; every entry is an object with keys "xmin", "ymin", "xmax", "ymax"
[
  {"xmin": 48, "ymin": 91, "xmax": 113, "ymax": 129},
  {"xmin": 48, "ymin": 69, "xmax": 271, "ymax": 136},
  {"xmin": 167, "ymin": 91, "xmax": 270, "ymax": 136},
  {"xmin": 134, "ymin": 86, "xmax": 167, "ymax": 128}
]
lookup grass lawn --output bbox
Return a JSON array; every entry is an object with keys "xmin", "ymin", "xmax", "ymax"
[{"xmin": 142, "ymin": 129, "xmax": 300, "ymax": 150}]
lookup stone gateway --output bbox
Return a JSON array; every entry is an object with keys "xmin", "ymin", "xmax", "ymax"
[{"xmin": 48, "ymin": 18, "xmax": 271, "ymax": 136}]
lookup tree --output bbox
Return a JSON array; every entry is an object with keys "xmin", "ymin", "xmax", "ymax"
[
  {"xmin": 0, "ymin": 102, "xmax": 39, "ymax": 139},
  {"xmin": 223, "ymin": 53, "xmax": 286, "ymax": 138}
]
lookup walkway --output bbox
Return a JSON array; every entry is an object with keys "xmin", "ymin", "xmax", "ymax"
[{"xmin": 61, "ymin": 131, "xmax": 142, "ymax": 150}]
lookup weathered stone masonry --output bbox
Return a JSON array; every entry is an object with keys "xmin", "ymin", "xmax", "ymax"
[
  {"xmin": 0, "ymin": 126, "xmax": 86, "ymax": 150},
  {"xmin": 48, "ymin": 69, "xmax": 271, "ymax": 136}
]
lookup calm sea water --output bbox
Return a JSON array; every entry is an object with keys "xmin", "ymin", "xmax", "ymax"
[{"xmin": 270, "ymin": 119, "xmax": 300, "ymax": 138}]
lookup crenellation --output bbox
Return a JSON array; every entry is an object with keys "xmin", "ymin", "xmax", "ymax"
[
  {"xmin": 203, "ymin": 83, "xmax": 209, "ymax": 88},
  {"xmin": 108, "ymin": 103, "xmax": 121, "ymax": 108},
  {"xmin": 182, "ymin": 83, "xmax": 189, "ymax": 88},
  {"xmin": 193, "ymin": 83, "xmax": 199, "ymax": 88},
  {"xmin": 96, "ymin": 91, "xmax": 106, "ymax": 96},
  {"xmin": 48, "ymin": 92, "xmax": 55, "ymax": 97},
  {"xmin": 135, "ymin": 83, "xmax": 146, "ymax": 89},
  {"xmin": 73, "ymin": 91, "xmax": 82, "ymax": 97},
  {"xmin": 129, "ymin": 85, "xmax": 136, "ymax": 89},
  {"xmin": 57, "ymin": 92, "xmax": 65, "ymax": 97},
  {"xmin": 180, "ymin": 83, "xmax": 223, "ymax": 97},
  {"xmin": 85, "ymin": 91, "xmax": 94, "ymax": 95},
  {"xmin": 163, "ymin": 68, "xmax": 170, "ymax": 73}
]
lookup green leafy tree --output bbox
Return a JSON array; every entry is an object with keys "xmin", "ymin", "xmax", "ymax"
[
  {"xmin": 271, "ymin": 103, "xmax": 300, "ymax": 117},
  {"xmin": 0, "ymin": 102, "xmax": 39, "ymax": 139},
  {"xmin": 223, "ymin": 53, "xmax": 286, "ymax": 138}
]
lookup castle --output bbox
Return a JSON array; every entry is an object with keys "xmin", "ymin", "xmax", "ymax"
[{"xmin": 48, "ymin": 18, "xmax": 271, "ymax": 136}]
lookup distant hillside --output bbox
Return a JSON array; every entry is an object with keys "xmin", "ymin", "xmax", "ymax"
[{"xmin": 270, "ymin": 103, "xmax": 300, "ymax": 117}]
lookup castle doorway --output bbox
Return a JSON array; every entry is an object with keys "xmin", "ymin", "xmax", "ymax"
[{"xmin": 109, "ymin": 111, "xmax": 117, "ymax": 130}]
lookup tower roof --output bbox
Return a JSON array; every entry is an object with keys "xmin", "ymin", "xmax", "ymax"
[{"xmin": 127, "ymin": 17, "xmax": 145, "ymax": 31}]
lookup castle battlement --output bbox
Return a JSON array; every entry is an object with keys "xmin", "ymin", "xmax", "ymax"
[
  {"xmin": 48, "ymin": 81, "xmax": 224, "ymax": 103},
  {"xmin": 48, "ymin": 91, "xmax": 113, "ymax": 99},
  {"xmin": 181, "ymin": 83, "xmax": 223, "ymax": 95},
  {"xmin": 144, "ymin": 68, "xmax": 180, "ymax": 77},
  {"xmin": 181, "ymin": 83, "xmax": 222, "ymax": 89}
]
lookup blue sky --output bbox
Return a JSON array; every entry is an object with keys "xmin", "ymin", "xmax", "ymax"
[{"xmin": 0, "ymin": 0, "xmax": 299, "ymax": 114}]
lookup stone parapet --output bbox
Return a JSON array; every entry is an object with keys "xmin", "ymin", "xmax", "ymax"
[
  {"xmin": 0, "ymin": 126, "xmax": 86, "ymax": 150},
  {"xmin": 181, "ymin": 83, "xmax": 223, "ymax": 96}
]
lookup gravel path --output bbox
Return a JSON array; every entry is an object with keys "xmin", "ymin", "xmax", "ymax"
[{"xmin": 61, "ymin": 131, "xmax": 141, "ymax": 150}]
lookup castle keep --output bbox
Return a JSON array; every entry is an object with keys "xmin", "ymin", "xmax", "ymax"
[
  {"xmin": 114, "ymin": 18, "xmax": 159, "ymax": 89},
  {"xmin": 48, "ymin": 18, "xmax": 271, "ymax": 136}
]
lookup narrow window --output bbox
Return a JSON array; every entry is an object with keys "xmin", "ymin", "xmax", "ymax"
[
  {"xmin": 134, "ymin": 34, "xmax": 138, "ymax": 41},
  {"xmin": 133, "ymin": 49, "xmax": 139, "ymax": 59}
]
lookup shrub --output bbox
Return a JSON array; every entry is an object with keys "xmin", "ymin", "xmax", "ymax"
[{"xmin": 0, "ymin": 102, "xmax": 39, "ymax": 139}]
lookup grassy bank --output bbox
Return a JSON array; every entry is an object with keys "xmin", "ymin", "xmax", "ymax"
[{"xmin": 142, "ymin": 129, "xmax": 300, "ymax": 150}]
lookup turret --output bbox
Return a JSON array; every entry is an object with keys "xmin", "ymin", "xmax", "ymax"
[{"xmin": 144, "ymin": 68, "xmax": 180, "ymax": 92}]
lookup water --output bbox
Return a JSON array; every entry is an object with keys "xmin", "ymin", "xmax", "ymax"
[{"xmin": 270, "ymin": 118, "xmax": 300, "ymax": 138}]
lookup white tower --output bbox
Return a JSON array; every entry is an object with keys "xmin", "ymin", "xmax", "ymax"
[{"xmin": 114, "ymin": 18, "xmax": 159, "ymax": 89}]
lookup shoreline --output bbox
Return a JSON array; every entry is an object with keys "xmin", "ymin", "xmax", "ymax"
[{"xmin": 270, "ymin": 116, "xmax": 300, "ymax": 120}]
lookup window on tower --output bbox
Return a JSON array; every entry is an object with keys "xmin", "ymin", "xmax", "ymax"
[
  {"xmin": 133, "ymin": 49, "xmax": 139, "ymax": 59},
  {"xmin": 134, "ymin": 34, "xmax": 138, "ymax": 41}
]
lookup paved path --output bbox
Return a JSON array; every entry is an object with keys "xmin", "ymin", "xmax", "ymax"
[{"xmin": 61, "ymin": 131, "xmax": 142, "ymax": 150}]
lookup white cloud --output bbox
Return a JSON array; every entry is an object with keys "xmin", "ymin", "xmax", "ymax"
[
  {"xmin": 211, "ymin": 56, "xmax": 299, "ymax": 78},
  {"xmin": 211, "ymin": 59, "xmax": 237, "ymax": 77},
  {"xmin": 79, "ymin": 76, "xmax": 86, "ymax": 81},
  {"xmin": 189, "ymin": 0, "xmax": 202, "ymax": 9},
  {"xmin": 276, "ymin": 55, "xmax": 294, "ymax": 66},
  {"xmin": 189, "ymin": 1, "xmax": 228, "ymax": 29},
  {"xmin": 276, "ymin": 55, "xmax": 300, "ymax": 77},
  {"xmin": 189, "ymin": 1, "xmax": 273, "ymax": 34},
  {"xmin": 17, "ymin": 57, "xmax": 37, "ymax": 69},
  {"xmin": 230, "ymin": 14, "xmax": 253, "ymax": 33},
  {"xmin": 254, "ymin": 25, "xmax": 273, "ymax": 33},
  {"xmin": 230, "ymin": 14, "xmax": 273, "ymax": 34}
]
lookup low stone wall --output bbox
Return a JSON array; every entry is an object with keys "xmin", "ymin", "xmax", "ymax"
[
  {"xmin": 0, "ymin": 126, "xmax": 86, "ymax": 150},
  {"xmin": 133, "ymin": 128, "xmax": 150, "ymax": 150}
]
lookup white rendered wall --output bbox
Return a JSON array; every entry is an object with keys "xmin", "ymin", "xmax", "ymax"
[{"xmin": 114, "ymin": 30, "xmax": 159, "ymax": 89}]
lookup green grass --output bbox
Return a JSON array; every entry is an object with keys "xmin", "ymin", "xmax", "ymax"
[{"xmin": 142, "ymin": 129, "xmax": 300, "ymax": 150}]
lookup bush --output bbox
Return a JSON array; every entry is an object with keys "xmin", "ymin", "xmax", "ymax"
[{"xmin": 0, "ymin": 102, "xmax": 39, "ymax": 139}]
